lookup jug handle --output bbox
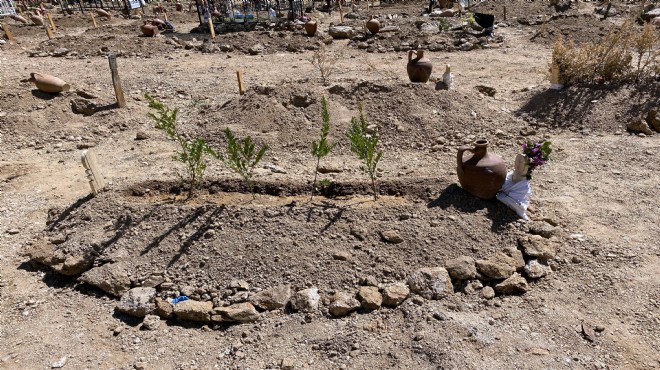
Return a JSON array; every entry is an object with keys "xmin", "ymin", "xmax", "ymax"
[
  {"xmin": 408, "ymin": 50, "xmax": 415, "ymax": 62},
  {"xmin": 457, "ymin": 145, "xmax": 473, "ymax": 169}
]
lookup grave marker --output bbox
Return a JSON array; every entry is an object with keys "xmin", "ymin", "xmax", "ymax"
[
  {"xmin": 81, "ymin": 149, "xmax": 106, "ymax": 195},
  {"xmin": 91, "ymin": 13, "xmax": 98, "ymax": 28},
  {"xmin": 108, "ymin": 53, "xmax": 126, "ymax": 108},
  {"xmin": 208, "ymin": 17, "xmax": 215, "ymax": 38},
  {"xmin": 236, "ymin": 70, "xmax": 245, "ymax": 95},
  {"xmin": 46, "ymin": 12, "xmax": 56, "ymax": 32},
  {"xmin": 2, "ymin": 23, "xmax": 14, "ymax": 43}
]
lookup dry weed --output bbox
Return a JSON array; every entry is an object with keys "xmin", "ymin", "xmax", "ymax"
[{"xmin": 310, "ymin": 44, "xmax": 344, "ymax": 86}]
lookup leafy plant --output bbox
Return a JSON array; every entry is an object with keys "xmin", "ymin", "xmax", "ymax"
[
  {"xmin": 522, "ymin": 141, "xmax": 552, "ymax": 180},
  {"xmin": 310, "ymin": 44, "xmax": 343, "ymax": 86},
  {"xmin": 438, "ymin": 18, "xmax": 451, "ymax": 32},
  {"xmin": 463, "ymin": 12, "xmax": 476, "ymax": 29},
  {"xmin": 223, "ymin": 127, "xmax": 267, "ymax": 199},
  {"xmin": 310, "ymin": 96, "xmax": 336, "ymax": 200},
  {"xmin": 346, "ymin": 103, "xmax": 382, "ymax": 201},
  {"xmin": 145, "ymin": 94, "xmax": 217, "ymax": 197}
]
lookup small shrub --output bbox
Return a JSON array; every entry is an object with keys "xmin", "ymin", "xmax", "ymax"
[
  {"xmin": 223, "ymin": 128, "xmax": 267, "ymax": 199},
  {"xmin": 632, "ymin": 24, "xmax": 660, "ymax": 81},
  {"xmin": 145, "ymin": 94, "xmax": 217, "ymax": 197},
  {"xmin": 310, "ymin": 44, "xmax": 343, "ymax": 86},
  {"xmin": 346, "ymin": 103, "xmax": 382, "ymax": 201},
  {"xmin": 438, "ymin": 18, "xmax": 451, "ymax": 32},
  {"xmin": 310, "ymin": 96, "xmax": 336, "ymax": 200}
]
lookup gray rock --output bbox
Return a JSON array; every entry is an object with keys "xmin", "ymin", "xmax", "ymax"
[
  {"xmin": 59, "ymin": 255, "xmax": 94, "ymax": 276},
  {"xmin": 328, "ymin": 26, "xmax": 354, "ymax": 39},
  {"xmin": 528, "ymin": 221, "xmax": 560, "ymax": 238},
  {"xmin": 51, "ymin": 356, "xmax": 67, "ymax": 368},
  {"xmin": 357, "ymin": 42, "xmax": 369, "ymax": 49},
  {"xmin": 382, "ymin": 283, "xmax": 409, "ymax": 307},
  {"xmin": 645, "ymin": 108, "xmax": 660, "ymax": 132},
  {"xmin": 627, "ymin": 116, "xmax": 654, "ymax": 135},
  {"xmin": 332, "ymin": 251, "xmax": 352, "ymax": 261},
  {"xmin": 52, "ymin": 48, "xmax": 69, "ymax": 57},
  {"xmin": 329, "ymin": 292, "xmax": 361, "ymax": 317},
  {"xmin": 135, "ymin": 131, "xmax": 150, "ymax": 140},
  {"xmin": 381, "ymin": 229, "xmax": 404, "ymax": 244},
  {"xmin": 290, "ymin": 287, "xmax": 320, "ymax": 313},
  {"xmin": 361, "ymin": 275, "xmax": 378, "ymax": 287},
  {"xmin": 518, "ymin": 235, "xmax": 556, "ymax": 260},
  {"xmin": 481, "ymin": 286, "xmax": 495, "ymax": 299},
  {"xmin": 173, "ymin": 300, "xmax": 213, "ymax": 322},
  {"xmin": 229, "ymin": 279, "xmax": 250, "ymax": 291},
  {"xmin": 524, "ymin": 260, "xmax": 551, "ymax": 279},
  {"xmin": 407, "ymin": 267, "xmax": 453, "ymax": 300},
  {"xmin": 357, "ymin": 286, "xmax": 382, "ymax": 310},
  {"xmin": 494, "ymin": 273, "xmax": 529, "ymax": 294},
  {"xmin": 79, "ymin": 263, "xmax": 131, "ymax": 297},
  {"xmin": 249, "ymin": 284, "xmax": 291, "ymax": 310},
  {"xmin": 419, "ymin": 22, "xmax": 439, "ymax": 34},
  {"xmin": 318, "ymin": 164, "xmax": 343, "ymax": 174},
  {"xmin": 71, "ymin": 98, "xmax": 99, "ymax": 116},
  {"xmin": 116, "ymin": 287, "xmax": 157, "ymax": 317},
  {"xmin": 445, "ymin": 256, "xmax": 477, "ymax": 280},
  {"xmin": 248, "ymin": 44, "xmax": 265, "ymax": 55},
  {"xmin": 212, "ymin": 302, "xmax": 260, "ymax": 323},
  {"xmin": 141, "ymin": 314, "xmax": 161, "ymax": 330},
  {"xmin": 350, "ymin": 226, "xmax": 367, "ymax": 241},
  {"xmin": 220, "ymin": 44, "xmax": 234, "ymax": 52}
]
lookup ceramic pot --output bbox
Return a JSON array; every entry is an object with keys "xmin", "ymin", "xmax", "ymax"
[
  {"xmin": 304, "ymin": 20, "xmax": 317, "ymax": 36},
  {"xmin": 456, "ymin": 140, "xmax": 507, "ymax": 199},
  {"xmin": 29, "ymin": 72, "xmax": 70, "ymax": 94},
  {"xmin": 30, "ymin": 15, "xmax": 44, "ymax": 26},
  {"xmin": 366, "ymin": 18, "xmax": 380, "ymax": 35},
  {"xmin": 407, "ymin": 50, "xmax": 432, "ymax": 83},
  {"xmin": 141, "ymin": 23, "xmax": 159, "ymax": 37},
  {"xmin": 11, "ymin": 14, "xmax": 29, "ymax": 24}
]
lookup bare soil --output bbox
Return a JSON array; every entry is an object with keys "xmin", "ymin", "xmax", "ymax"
[{"xmin": 1, "ymin": 1, "xmax": 659, "ymax": 370}]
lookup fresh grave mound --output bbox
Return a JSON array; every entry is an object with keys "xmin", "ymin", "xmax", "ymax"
[
  {"xmin": 190, "ymin": 80, "xmax": 525, "ymax": 154},
  {"xmin": 528, "ymin": 13, "xmax": 620, "ymax": 45}
]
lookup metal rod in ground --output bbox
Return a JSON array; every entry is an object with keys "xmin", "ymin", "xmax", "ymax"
[{"xmin": 108, "ymin": 54, "xmax": 127, "ymax": 108}]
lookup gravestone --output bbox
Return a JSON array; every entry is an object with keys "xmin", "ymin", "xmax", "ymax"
[{"xmin": 81, "ymin": 149, "xmax": 105, "ymax": 195}]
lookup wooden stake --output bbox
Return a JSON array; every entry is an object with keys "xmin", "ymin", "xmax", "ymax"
[
  {"xmin": 339, "ymin": 3, "xmax": 344, "ymax": 24},
  {"xmin": 503, "ymin": 6, "xmax": 507, "ymax": 21},
  {"xmin": 91, "ymin": 13, "xmax": 98, "ymax": 28},
  {"xmin": 236, "ymin": 70, "xmax": 245, "ymax": 95},
  {"xmin": 81, "ymin": 149, "xmax": 106, "ymax": 195},
  {"xmin": 45, "ymin": 25, "xmax": 53, "ymax": 39},
  {"xmin": 164, "ymin": 12, "xmax": 168, "ymax": 22},
  {"xmin": 208, "ymin": 17, "xmax": 215, "ymax": 38},
  {"xmin": 46, "ymin": 13, "xmax": 56, "ymax": 32},
  {"xmin": 108, "ymin": 54, "xmax": 127, "ymax": 108},
  {"xmin": 2, "ymin": 23, "xmax": 14, "ymax": 43}
]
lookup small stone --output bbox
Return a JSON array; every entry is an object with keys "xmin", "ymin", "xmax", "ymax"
[
  {"xmin": 290, "ymin": 287, "xmax": 320, "ymax": 313},
  {"xmin": 249, "ymin": 284, "xmax": 291, "ymax": 311},
  {"xmin": 582, "ymin": 322, "xmax": 596, "ymax": 342},
  {"xmin": 481, "ymin": 286, "xmax": 495, "ymax": 299},
  {"xmin": 360, "ymin": 275, "xmax": 379, "ymax": 287},
  {"xmin": 476, "ymin": 252, "xmax": 517, "ymax": 279},
  {"xmin": 173, "ymin": 300, "xmax": 213, "ymax": 322},
  {"xmin": 229, "ymin": 279, "xmax": 250, "ymax": 291},
  {"xmin": 51, "ymin": 356, "xmax": 67, "ymax": 368},
  {"xmin": 518, "ymin": 235, "xmax": 556, "ymax": 260},
  {"xmin": 280, "ymin": 358, "xmax": 294, "ymax": 370},
  {"xmin": 317, "ymin": 164, "xmax": 343, "ymax": 174},
  {"xmin": 528, "ymin": 221, "xmax": 559, "ymax": 238},
  {"xmin": 382, "ymin": 283, "xmax": 409, "ymax": 307},
  {"xmin": 141, "ymin": 314, "xmax": 161, "ymax": 330},
  {"xmin": 248, "ymin": 44, "xmax": 265, "ymax": 55},
  {"xmin": 212, "ymin": 302, "xmax": 259, "ymax": 323},
  {"xmin": 350, "ymin": 226, "xmax": 368, "ymax": 241},
  {"xmin": 154, "ymin": 297, "xmax": 174, "ymax": 319},
  {"xmin": 71, "ymin": 98, "xmax": 99, "ymax": 116},
  {"xmin": 494, "ymin": 273, "xmax": 529, "ymax": 294},
  {"xmin": 135, "ymin": 131, "xmax": 149, "ymax": 140},
  {"xmin": 116, "ymin": 287, "xmax": 157, "ymax": 317},
  {"xmin": 332, "ymin": 251, "xmax": 352, "ymax": 261},
  {"xmin": 502, "ymin": 247, "xmax": 525, "ymax": 271},
  {"xmin": 381, "ymin": 230, "xmax": 404, "ymax": 244},
  {"xmin": 524, "ymin": 260, "xmax": 550, "ymax": 279},
  {"xmin": 407, "ymin": 267, "xmax": 453, "ymax": 300},
  {"xmin": 357, "ymin": 286, "xmax": 382, "ymax": 310},
  {"xmin": 52, "ymin": 48, "xmax": 69, "ymax": 57},
  {"xmin": 445, "ymin": 256, "xmax": 477, "ymax": 280},
  {"xmin": 329, "ymin": 292, "xmax": 361, "ymax": 317},
  {"xmin": 6, "ymin": 229, "xmax": 19, "ymax": 235},
  {"xmin": 113, "ymin": 326, "xmax": 123, "ymax": 336},
  {"xmin": 526, "ymin": 347, "xmax": 550, "ymax": 356},
  {"xmin": 328, "ymin": 26, "xmax": 355, "ymax": 39},
  {"xmin": 78, "ymin": 263, "xmax": 130, "ymax": 297}
]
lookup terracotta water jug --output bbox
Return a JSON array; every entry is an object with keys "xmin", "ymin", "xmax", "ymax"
[
  {"xmin": 31, "ymin": 15, "xmax": 44, "ymax": 26},
  {"xmin": 456, "ymin": 140, "xmax": 507, "ymax": 199},
  {"xmin": 29, "ymin": 72, "xmax": 70, "ymax": 93},
  {"xmin": 304, "ymin": 20, "xmax": 317, "ymax": 36},
  {"xmin": 407, "ymin": 50, "xmax": 432, "ymax": 83},
  {"xmin": 11, "ymin": 14, "xmax": 29, "ymax": 24},
  {"xmin": 366, "ymin": 17, "xmax": 380, "ymax": 35},
  {"xmin": 141, "ymin": 23, "xmax": 159, "ymax": 37}
]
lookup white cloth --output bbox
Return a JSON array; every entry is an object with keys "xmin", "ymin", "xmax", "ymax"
[{"xmin": 497, "ymin": 172, "xmax": 531, "ymax": 220}]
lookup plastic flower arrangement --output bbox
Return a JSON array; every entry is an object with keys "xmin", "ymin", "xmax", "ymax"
[{"xmin": 522, "ymin": 141, "xmax": 552, "ymax": 179}]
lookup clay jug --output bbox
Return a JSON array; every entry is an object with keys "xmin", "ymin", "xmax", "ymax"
[
  {"xmin": 456, "ymin": 140, "xmax": 507, "ymax": 199},
  {"xmin": 407, "ymin": 50, "xmax": 432, "ymax": 83},
  {"xmin": 96, "ymin": 9, "xmax": 111, "ymax": 19},
  {"xmin": 29, "ymin": 72, "xmax": 70, "ymax": 93},
  {"xmin": 11, "ymin": 14, "xmax": 29, "ymax": 24},
  {"xmin": 31, "ymin": 15, "xmax": 44, "ymax": 26},
  {"xmin": 141, "ymin": 23, "xmax": 159, "ymax": 37},
  {"xmin": 366, "ymin": 17, "xmax": 380, "ymax": 35},
  {"xmin": 304, "ymin": 20, "xmax": 317, "ymax": 36}
]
